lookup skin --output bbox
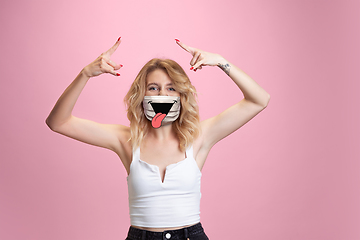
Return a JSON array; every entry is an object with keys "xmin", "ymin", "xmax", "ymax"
[{"xmin": 46, "ymin": 38, "xmax": 270, "ymax": 232}]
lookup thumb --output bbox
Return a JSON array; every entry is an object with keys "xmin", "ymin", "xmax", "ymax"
[
  {"xmin": 101, "ymin": 64, "xmax": 121, "ymax": 77},
  {"xmin": 108, "ymin": 70, "xmax": 120, "ymax": 77},
  {"xmin": 192, "ymin": 60, "xmax": 205, "ymax": 70},
  {"xmin": 112, "ymin": 71, "xmax": 121, "ymax": 77}
]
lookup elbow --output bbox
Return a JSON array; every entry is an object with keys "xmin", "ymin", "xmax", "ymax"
[
  {"xmin": 260, "ymin": 94, "xmax": 271, "ymax": 108},
  {"xmin": 46, "ymin": 116, "xmax": 71, "ymax": 132},
  {"xmin": 45, "ymin": 117, "xmax": 59, "ymax": 132},
  {"xmin": 45, "ymin": 117, "xmax": 54, "ymax": 131},
  {"xmin": 264, "ymin": 94, "xmax": 270, "ymax": 107}
]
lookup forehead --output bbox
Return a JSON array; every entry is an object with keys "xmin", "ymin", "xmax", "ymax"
[{"xmin": 146, "ymin": 69, "xmax": 173, "ymax": 84}]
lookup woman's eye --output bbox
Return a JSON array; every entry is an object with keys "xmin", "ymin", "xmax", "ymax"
[
  {"xmin": 169, "ymin": 88, "xmax": 176, "ymax": 91},
  {"xmin": 149, "ymin": 87, "xmax": 158, "ymax": 91}
]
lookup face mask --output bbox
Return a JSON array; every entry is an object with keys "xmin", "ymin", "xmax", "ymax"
[{"xmin": 143, "ymin": 96, "xmax": 181, "ymax": 128}]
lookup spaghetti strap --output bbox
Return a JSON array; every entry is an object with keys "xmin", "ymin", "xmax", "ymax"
[
  {"xmin": 132, "ymin": 147, "xmax": 140, "ymax": 162},
  {"xmin": 186, "ymin": 144, "xmax": 194, "ymax": 159}
]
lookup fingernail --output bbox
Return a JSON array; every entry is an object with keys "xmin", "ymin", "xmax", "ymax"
[
  {"xmin": 175, "ymin": 39, "xmax": 180, "ymax": 42},
  {"xmin": 117, "ymin": 37, "xmax": 121, "ymax": 42},
  {"xmin": 194, "ymin": 69, "xmax": 197, "ymax": 72},
  {"xmin": 190, "ymin": 67, "xmax": 193, "ymax": 70},
  {"xmin": 116, "ymin": 73, "xmax": 120, "ymax": 76},
  {"xmin": 120, "ymin": 64, "xmax": 123, "ymax": 67}
]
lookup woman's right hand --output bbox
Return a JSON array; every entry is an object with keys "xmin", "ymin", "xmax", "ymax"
[{"xmin": 82, "ymin": 37, "xmax": 123, "ymax": 78}]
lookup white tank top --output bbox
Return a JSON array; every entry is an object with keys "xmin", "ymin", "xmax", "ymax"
[{"xmin": 126, "ymin": 144, "xmax": 202, "ymax": 228}]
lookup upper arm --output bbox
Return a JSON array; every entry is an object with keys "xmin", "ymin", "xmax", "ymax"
[
  {"xmin": 47, "ymin": 115, "xmax": 128, "ymax": 152},
  {"xmin": 200, "ymin": 98, "xmax": 269, "ymax": 149}
]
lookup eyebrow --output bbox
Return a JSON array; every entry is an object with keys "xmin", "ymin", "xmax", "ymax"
[{"xmin": 147, "ymin": 83, "xmax": 173, "ymax": 87}]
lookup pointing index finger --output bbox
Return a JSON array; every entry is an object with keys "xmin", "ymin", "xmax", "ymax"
[
  {"xmin": 175, "ymin": 39, "xmax": 193, "ymax": 54},
  {"xmin": 104, "ymin": 37, "xmax": 121, "ymax": 56}
]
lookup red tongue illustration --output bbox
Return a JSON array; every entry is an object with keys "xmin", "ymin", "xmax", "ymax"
[{"xmin": 152, "ymin": 113, "xmax": 167, "ymax": 128}]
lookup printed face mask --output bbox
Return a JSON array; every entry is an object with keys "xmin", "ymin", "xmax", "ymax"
[{"xmin": 143, "ymin": 96, "xmax": 181, "ymax": 128}]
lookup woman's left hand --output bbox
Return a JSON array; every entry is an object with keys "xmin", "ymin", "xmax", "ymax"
[{"xmin": 175, "ymin": 39, "xmax": 225, "ymax": 71}]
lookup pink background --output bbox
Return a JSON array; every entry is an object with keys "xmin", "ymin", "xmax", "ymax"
[{"xmin": 1, "ymin": 0, "xmax": 359, "ymax": 239}]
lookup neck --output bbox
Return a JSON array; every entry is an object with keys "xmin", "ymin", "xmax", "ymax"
[{"xmin": 147, "ymin": 122, "xmax": 177, "ymax": 142}]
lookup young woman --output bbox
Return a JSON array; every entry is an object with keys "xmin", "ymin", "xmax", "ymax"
[{"xmin": 46, "ymin": 37, "xmax": 270, "ymax": 240}]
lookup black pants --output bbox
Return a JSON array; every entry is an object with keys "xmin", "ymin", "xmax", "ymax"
[{"xmin": 125, "ymin": 222, "xmax": 209, "ymax": 240}]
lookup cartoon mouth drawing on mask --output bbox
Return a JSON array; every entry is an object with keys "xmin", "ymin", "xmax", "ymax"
[{"xmin": 143, "ymin": 96, "xmax": 181, "ymax": 128}]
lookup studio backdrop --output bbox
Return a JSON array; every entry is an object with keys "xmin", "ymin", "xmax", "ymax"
[{"xmin": 0, "ymin": 0, "xmax": 359, "ymax": 239}]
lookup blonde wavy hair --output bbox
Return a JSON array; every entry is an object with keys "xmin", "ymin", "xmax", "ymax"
[{"xmin": 124, "ymin": 58, "xmax": 201, "ymax": 152}]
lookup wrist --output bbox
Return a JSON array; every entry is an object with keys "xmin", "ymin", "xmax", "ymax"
[
  {"xmin": 216, "ymin": 56, "xmax": 231, "ymax": 76},
  {"xmin": 80, "ymin": 67, "xmax": 92, "ymax": 79},
  {"xmin": 216, "ymin": 55, "xmax": 227, "ymax": 66}
]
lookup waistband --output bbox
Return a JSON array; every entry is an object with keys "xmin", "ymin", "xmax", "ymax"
[{"xmin": 126, "ymin": 222, "xmax": 205, "ymax": 240}]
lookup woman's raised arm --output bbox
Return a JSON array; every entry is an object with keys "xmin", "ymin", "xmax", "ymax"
[
  {"xmin": 175, "ymin": 39, "xmax": 271, "ymax": 150},
  {"xmin": 45, "ymin": 38, "xmax": 128, "ymax": 152}
]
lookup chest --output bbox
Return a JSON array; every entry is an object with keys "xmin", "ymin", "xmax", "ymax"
[
  {"xmin": 141, "ymin": 144, "xmax": 186, "ymax": 164},
  {"xmin": 128, "ymin": 147, "xmax": 201, "ymax": 191},
  {"xmin": 139, "ymin": 146, "xmax": 187, "ymax": 181}
]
